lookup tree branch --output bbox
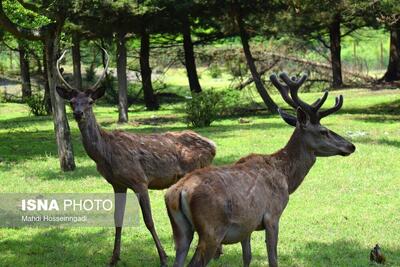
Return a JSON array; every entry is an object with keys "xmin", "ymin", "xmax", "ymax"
[
  {"xmin": 16, "ymin": 0, "xmax": 42, "ymax": 14},
  {"xmin": 341, "ymin": 26, "xmax": 360, "ymax": 38},
  {"xmin": 0, "ymin": 1, "xmax": 43, "ymax": 41},
  {"xmin": 316, "ymin": 35, "xmax": 330, "ymax": 49},
  {"xmin": 1, "ymin": 40, "xmax": 19, "ymax": 51}
]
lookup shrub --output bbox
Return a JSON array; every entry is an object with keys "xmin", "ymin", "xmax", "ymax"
[
  {"xmin": 226, "ymin": 59, "xmax": 248, "ymax": 78},
  {"xmin": 185, "ymin": 90, "xmax": 224, "ymax": 127},
  {"xmin": 26, "ymin": 94, "xmax": 47, "ymax": 116},
  {"xmin": 103, "ymin": 73, "xmax": 118, "ymax": 104},
  {"xmin": 85, "ymin": 65, "xmax": 95, "ymax": 82},
  {"xmin": 0, "ymin": 91, "xmax": 5, "ymax": 103},
  {"xmin": 208, "ymin": 64, "xmax": 222, "ymax": 79},
  {"xmin": 220, "ymin": 89, "xmax": 242, "ymax": 115}
]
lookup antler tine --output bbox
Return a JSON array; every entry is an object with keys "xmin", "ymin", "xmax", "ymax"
[
  {"xmin": 270, "ymin": 74, "xmax": 297, "ymax": 109},
  {"xmin": 56, "ymin": 50, "xmax": 75, "ymax": 91},
  {"xmin": 279, "ymin": 72, "xmax": 314, "ymax": 116},
  {"xmin": 311, "ymin": 91, "xmax": 329, "ymax": 111},
  {"xmin": 279, "ymin": 72, "xmax": 307, "ymax": 89},
  {"xmin": 319, "ymin": 95, "xmax": 343, "ymax": 118},
  {"xmin": 90, "ymin": 48, "xmax": 109, "ymax": 91}
]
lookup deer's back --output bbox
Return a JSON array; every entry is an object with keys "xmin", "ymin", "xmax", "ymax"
[{"xmin": 102, "ymin": 130, "xmax": 215, "ymax": 189}]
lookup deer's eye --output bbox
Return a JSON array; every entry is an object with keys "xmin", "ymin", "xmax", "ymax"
[
  {"xmin": 88, "ymin": 99, "xmax": 94, "ymax": 105},
  {"xmin": 320, "ymin": 130, "xmax": 329, "ymax": 137}
]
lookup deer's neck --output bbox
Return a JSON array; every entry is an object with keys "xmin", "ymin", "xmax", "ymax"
[
  {"xmin": 274, "ymin": 128, "xmax": 316, "ymax": 194},
  {"xmin": 77, "ymin": 109, "xmax": 107, "ymax": 163}
]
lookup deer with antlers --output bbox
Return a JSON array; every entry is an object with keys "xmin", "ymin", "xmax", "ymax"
[
  {"xmin": 55, "ymin": 49, "xmax": 216, "ymax": 267},
  {"xmin": 165, "ymin": 72, "xmax": 356, "ymax": 267}
]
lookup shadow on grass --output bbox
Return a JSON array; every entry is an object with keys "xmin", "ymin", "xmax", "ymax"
[
  {"xmin": 0, "ymin": 227, "xmax": 168, "ymax": 267},
  {"xmin": 40, "ymin": 164, "xmax": 100, "ymax": 180},
  {"xmin": 342, "ymin": 99, "xmax": 400, "ymax": 116},
  {"xmin": 280, "ymin": 239, "xmax": 400, "ymax": 267},
  {"xmin": 1, "ymin": 231, "xmax": 399, "ymax": 266},
  {"xmin": 0, "ymin": 129, "xmax": 85, "ymax": 162},
  {"xmin": 0, "ymin": 114, "xmax": 53, "ymax": 129},
  {"xmin": 0, "ymin": 120, "xmax": 285, "ymax": 162},
  {"xmin": 175, "ymin": 239, "xmax": 400, "ymax": 267},
  {"xmin": 353, "ymin": 137, "xmax": 400, "ymax": 149},
  {"xmin": 340, "ymin": 99, "xmax": 400, "ymax": 123}
]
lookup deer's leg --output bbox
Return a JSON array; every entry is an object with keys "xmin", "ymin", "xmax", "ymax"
[
  {"xmin": 263, "ymin": 215, "xmax": 279, "ymax": 267},
  {"xmin": 241, "ymin": 235, "xmax": 252, "ymax": 267},
  {"xmin": 109, "ymin": 185, "xmax": 127, "ymax": 266},
  {"xmin": 137, "ymin": 189, "xmax": 168, "ymax": 267},
  {"xmin": 213, "ymin": 245, "xmax": 223, "ymax": 259},
  {"xmin": 188, "ymin": 237, "xmax": 220, "ymax": 267},
  {"xmin": 166, "ymin": 205, "xmax": 194, "ymax": 267}
]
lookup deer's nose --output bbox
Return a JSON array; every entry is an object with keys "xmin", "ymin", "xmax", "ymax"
[
  {"xmin": 73, "ymin": 111, "xmax": 83, "ymax": 119},
  {"xmin": 348, "ymin": 144, "xmax": 356, "ymax": 152}
]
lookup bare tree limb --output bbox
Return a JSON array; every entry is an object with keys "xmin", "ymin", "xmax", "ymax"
[
  {"xmin": 235, "ymin": 58, "xmax": 279, "ymax": 90},
  {"xmin": 316, "ymin": 35, "xmax": 330, "ymax": 49}
]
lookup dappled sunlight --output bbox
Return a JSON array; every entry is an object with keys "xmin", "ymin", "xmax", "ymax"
[{"xmin": 0, "ymin": 88, "xmax": 399, "ymax": 266}]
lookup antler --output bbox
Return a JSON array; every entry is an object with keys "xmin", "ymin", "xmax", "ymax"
[
  {"xmin": 270, "ymin": 72, "xmax": 344, "ymax": 123},
  {"xmin": 56, "ymin": 48, "xmax": 109, "ymax": 92},
  {"xmin": 89, "ymin": 48, "xmax": 109, "ymax": 91},
  {"xmin": 270, "ymin": 74, "xmax": 297, "ymax": 109},
  {"xmin": 56, "ymin": 50, "xmax": 75, "ymax": 91},
  {"xmin": 319, "ymin": 95, "xmax": 343, "ymax": 119}
]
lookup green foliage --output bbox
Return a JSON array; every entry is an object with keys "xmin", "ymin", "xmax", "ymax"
[
  {"xmin": 103, "ymin": 73, "xmax": 117, "ymax": 104},
  {"xmin": 220, "ymin": 89, "xmax": 243, "ymax": 115},
  {"xmin": 226, "ymin": 58, "xmax": 248, "ymax": 78},
  {"xmin": 185, "ymin": 90, "xmax": 224, "ymax": 127},
  {"xmin": 85, "ymin": 65, "xmax": 95, "ymax": 82},
  {"xmin": 3, "ymin": 0, "xmax": 51, "ymax": 28},
  {"xmin": 208, "ymin": 64, "xmax": 222, "ymax": 78},
  {"xmin": 26, "ymin": 93, "xmax": 47, "ymax": 116}
]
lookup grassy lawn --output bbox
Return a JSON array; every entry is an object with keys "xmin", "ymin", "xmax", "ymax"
[{"xmin": 0, "ymin": 87, "xmax": 399, "ymax": 266}]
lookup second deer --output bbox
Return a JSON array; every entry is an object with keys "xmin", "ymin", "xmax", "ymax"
[
  {"xmin": 56, "ymin": 49, "xmax": 216, "ymax": 267},
  {"xmin": 165, "ymin": 72, "xmax": 356, "ymax": 267}
]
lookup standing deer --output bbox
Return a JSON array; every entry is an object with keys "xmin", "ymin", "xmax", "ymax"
[
  {"xmin": 55, "ymin": 49, "xmax": 216, "ymax": 267},
  {"xmin": 165, "ymin": 72, "xmax": 356, "ymax": 267}
]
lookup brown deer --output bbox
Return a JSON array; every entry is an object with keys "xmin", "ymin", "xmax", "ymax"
[
  {"xmin": 55, "ymin": 49, "xmax": 216, "ymax": 267},
  {"xmin": 165, "ymin": 72, "xmax": 356, "ymax": 267}
]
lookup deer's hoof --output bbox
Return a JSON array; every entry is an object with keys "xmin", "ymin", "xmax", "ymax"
[{"xmin": 213, "ymin": 245, "xmax": 223, "ymax": 260}]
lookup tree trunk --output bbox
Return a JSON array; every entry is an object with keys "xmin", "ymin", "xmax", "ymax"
[
  {"xmin": 31, "ymin": 49, "xmax": 42, "ymax": 74},
  {"xmin": 43, "ymin": 45, "xmax": 52, "ymax": 114},
  {"xmin": 236, "ymin": 12, "xmax": 278, "ymax": 113},
  {"xmin": 382, "ymin": 23, "xmax": 400, "ymax": 82},
  {"xmin": 71, "ymin": 32, "xmax": 82, "ymax": 90},
  {"xmin": 182, "ymin": 16, "xmax": 202, "ymax": 93},
  {"xmin": 18, "ymin": 42, "xmax": 31, "ymax": 101},
  {"xmin": 140, "ymin": 29, "xmax": 159, "ymax": 110},
  {"xmin": 116, "ymin": 32, "xmax": 128, "ymax": 123},
  {"xmin": 329, "ymin": 14, "xmax": 343, "ymax": 88},
  {"xmin": 45, "ymin": 29, "xmax": 75, "ymax": 171}
]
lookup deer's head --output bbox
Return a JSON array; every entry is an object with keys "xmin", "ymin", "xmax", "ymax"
[
  {"xmin": 271, "ymin": 72, "xmax": 355, "ymax": 157},
  {"xmin": 56, "ymin": 49, "xmax": 109, "ymax": 122}
]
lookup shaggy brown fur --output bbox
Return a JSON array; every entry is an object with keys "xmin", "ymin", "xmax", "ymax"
[
  {"xmin": 165, "ymin": 73, "xmax": 355, "ymax": 267},
  {"xmin": 56, "ymin": 87, "xmax": 215, "ymax": 267}
]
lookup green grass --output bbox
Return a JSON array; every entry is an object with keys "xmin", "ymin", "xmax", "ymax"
[{"xmin": 0, "ymin": 88, "xmax": 399, "ymax": 266}]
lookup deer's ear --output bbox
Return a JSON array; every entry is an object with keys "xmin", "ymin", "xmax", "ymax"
[
  {"xmin": 90, "ymin": 86, "xmax": 106, "ymax": 100},
  {"xmin": 296, "ymin": 107, "xmax": 308, "ymax": 127},
  {"xmin": 56, "ymin": 86, "xmax": 76, "ymax": 100},
  {"xmin": 278, "ymin": 108, "xmax": 297, "ymax": 127}
]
